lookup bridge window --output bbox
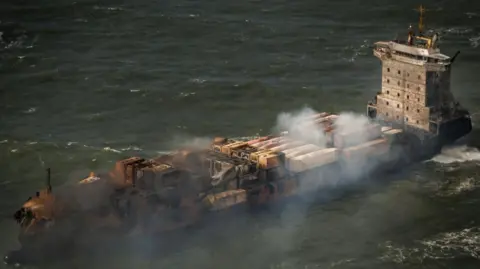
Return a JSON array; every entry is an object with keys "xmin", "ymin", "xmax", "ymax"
[
  {"xmin": 417, "ymin": 98, "xmax": 420, "ymax": 102},
  {"xmin": 386, "ymin": 101, "xmax": 389, "ymax": 105},
  {"xmin": 387, "ymin": 90, "xmax": 390, "ymax": 94},
  {"xmin": 418, "ymin": 75, "xmax": 421, "ymax": 80},
  {"xmin": 387, "ymin": 68, "xmax": 390, "ymax": 72},
  {"xmin": 407, "ymin": 84, "xmax": 410, "ymax": 88},
  {"xmin": 416, "ymin": 120, "xmax": 419, "ymax": 124},
  {"xmin": 417, "ymin": 109, "xmax": 420, "ymax": 113},
  {"xmin": 405, "ymin": 117, "xmax": 409, "ymax": 122},
  {"xmin": 397, "ymin": 93, "xmax": 400, "ymax": 97},
  {"xmin": 397, "ymin": 81, "xmax": 400, "ymax": 86},
  {"xmin": 387, "ymin": 79, "xmax": 390, "ymax": 83},
  {"xmin": 406, "ymin": 106, "xmax": 409, "ymax": 111},
  {"xmin": 397, "ymin": 104, "xmax": 400, "ymax": 108},
  {"xmin": 417, "ymin": 86, "xmax": 420, "ymax": 91},
  {"xmin": 407, "ymin": 72, "xmax": 410, "ymax": 77},
  {"xmin": 407, "ymin": 95, "xmax": 409, "ymax": 99},
  {"xmin": 398, "ymin": 70, "xmax": 401, "ymax": 75}
]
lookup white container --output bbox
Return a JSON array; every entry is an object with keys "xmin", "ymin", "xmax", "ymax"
[
  {"xmin": 282, "ymin": 144, "xmax": 322, "ymax": 159},
  {"xmin": 288, "ymin": 148, "xmax": 339, "ymax": 173},
  {"xmin": 343, "ymin": 138, "xmax": 389, "ymax": 159},
  {"xmin": 269, "ymin": 141, "xmax": 306, "ymax": 152}
]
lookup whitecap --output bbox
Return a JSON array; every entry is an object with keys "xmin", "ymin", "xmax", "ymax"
[
  {"xmin": 24, "ymin": 107, "xmax": 36, "ymax": 114},
  {"xmin": 190, "ymin": 78, "xmax": 206, "ymax": 84},
  {"xmin": 469, "ymin": 36, "xmax": 480, "ymax": 48},
  {"xmin": 380, "ymin": 227, "xmax": 480, "ymax": 263},
  {"xmin": 102, "ymin": 147, "xmax": 121, "ymax": 153},
  {"xmin": 120, "ymin": 146, "xmax": 143, "ymax": 151},
  {"xmin": 178, "ymin": 92, "xmax": 196, "ymax": 98}
]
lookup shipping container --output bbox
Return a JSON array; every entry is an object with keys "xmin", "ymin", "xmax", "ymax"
[
  {"xmin": 259, "ymin": 153, "xmax": 282, "ymax": 169},
  {"xmin": 342, "ymin": 138, "xmax": 389, "ymax": 159},
  {"xmin": 269, "ymin": 140, "xmax": 306, "ymax": 152},
  {"xmin": 221, "ymin": 141, "xmax": 248, "ymax": 155},
  {"xmin": 383, "ymin": 128, "xmax": 403, "ymax": 136},
  {"xmin": 381, "ymin": 126, "xmax": 393, "ymax": 133},
  {"xmin": 288, "ymin": 148, "xmax": 339, "ymax": 173},
  {"xmin": 247, "ymin": 136, "xmax": 273, "ymax": 145},
  {"xmin": 205, "ymin": 189, "xmax": 247, "ymax": 211},
  {"xmin": 258, "ymin": 137, "xmax": 291, "ymax": 150},
  {"xmin": 282, "ymin": 144, "xmax": 322, "ymax": 159},
  {"xmin": 251, "ymin": 137, "xmax": 283, "ymax": 148},
  {"xmin": 250, "ymin": 149, "xmax": 275, "ymax": 162},
  {"xmin": 333, "ymin": 123, "xmax": 382, "ymax": 148}
]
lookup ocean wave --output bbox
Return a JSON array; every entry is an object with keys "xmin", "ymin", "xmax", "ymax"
[
  {"xmin": 92, "ymin": 6, "xmax": 124, "ymax": 12},
  {"xmin": 0, "ymin": 22, "xmax": 29, "ymax": 51},
  {"xmin": 434, "ymin": 176, "xmax": 479, "ymax": 197},
  {"xmin": 379, "ymin": 227, "xmax": 480, "ymax": 264},
  {"xmin": 469, "ymin": 36, "xmax": 480, "ymax": 48},
  {"xmin": 0, "ymin": 139, "xmax": 145, "ymax": 156}
]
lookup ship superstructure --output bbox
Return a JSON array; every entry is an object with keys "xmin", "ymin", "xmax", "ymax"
[
  {"xmin": 4, "ymin": 6, "xmax": 473, "ymax": 266},
  {"xmin": 367, "ymin": 5, "xmax": 471, "ymax": 147}
]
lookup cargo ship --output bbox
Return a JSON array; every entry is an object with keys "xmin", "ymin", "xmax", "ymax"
[{"xmin": 5, "ymin": 6, "xmax": 472, "ymax": 265}]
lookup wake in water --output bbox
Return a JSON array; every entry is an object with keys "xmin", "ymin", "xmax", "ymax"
[{"xmin": 430, "ymin": 145, "xmax": 480, "ymax": 164}]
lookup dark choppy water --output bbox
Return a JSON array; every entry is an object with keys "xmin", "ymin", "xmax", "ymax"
[{"xmin": 1, "ymin": 0, "xmax": 480, "ymax": 268}]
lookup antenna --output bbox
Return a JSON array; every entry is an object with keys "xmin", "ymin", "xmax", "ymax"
[
  {"xmin": 46, "ymin": 168, "xmax": 52, "ymax": 193},
  {"xmin": 416, "ymin": 5, "xmax": 427, "ymax": 35}
]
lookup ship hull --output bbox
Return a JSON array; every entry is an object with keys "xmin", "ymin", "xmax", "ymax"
[{"xmin": 4, "ymin": 115, "xmax": 473, "ymax": 266}]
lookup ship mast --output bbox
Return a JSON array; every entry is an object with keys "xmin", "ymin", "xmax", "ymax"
[{"xmin": 417, "ymin": 5, "xmax": 426, "ymax": 35}]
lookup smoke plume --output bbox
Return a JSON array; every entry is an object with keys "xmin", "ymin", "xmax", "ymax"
[
  {"xmin": 268, "ymin": 106, "xmax": 394, "ymax": 252},
  {"xmin": 275, "ymin": 106, "xmax": 328, "ymax": 147}
]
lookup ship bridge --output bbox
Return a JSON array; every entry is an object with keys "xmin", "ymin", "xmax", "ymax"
[{"xmin": 367, "ymin": 5, "xmax": 470, "ymax": 140}]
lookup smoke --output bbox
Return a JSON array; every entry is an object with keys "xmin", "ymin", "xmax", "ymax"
[
  {"xmin": 267, "ymin": 106, "xmax": 395, "ymax": 253},
  {"xmin": 275, "ymin": 106, "xmax": 328, "ymax": 147},
  {"xmin": 274, "ymin": 106, "xmax": 385, "ymax": 186},
  {"xmin": 167, "ymin": 134, "xmax": 213, "ymax": 151}
]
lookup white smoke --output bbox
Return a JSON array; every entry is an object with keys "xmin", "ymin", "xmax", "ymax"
[
  {"xmin": 167, "ymin": 135, "xmax": 213, "ymax": 151},
  {"xmin": 274, "ymin": 106, "xmax": 383, "ymax": 185},
  {"xmin": 266, "ymin": 106, "xmax": 392, "ymax": 253},
  {"xmin": 334, "ymin": 112, "xmax": 371, "ymax": 147},
  {"xmin": 275, "ymin": 106, "xmax": 328, "ymax": 147}
]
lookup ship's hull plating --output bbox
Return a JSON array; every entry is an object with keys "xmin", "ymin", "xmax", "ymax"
[{"xmin": 4, "ymin": 115, "xmax": 473, "ymax": 266}]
